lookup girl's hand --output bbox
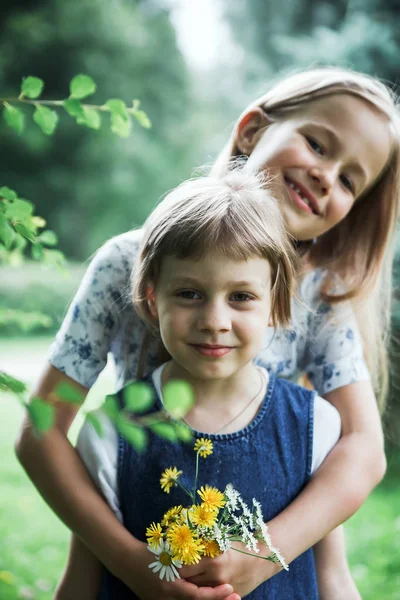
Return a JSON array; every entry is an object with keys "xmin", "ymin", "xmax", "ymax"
[
  {"xmin": 179, "ymin": 542, "xmax": 281, "ymax": 597},
  {"xmin": 120, "ymin": 541, "xmax": 241, "ymax": 600}
]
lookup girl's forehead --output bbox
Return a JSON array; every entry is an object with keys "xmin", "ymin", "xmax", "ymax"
[
  {"xmin": 159, "ymin": 253, "xmax": 272, "ymax": 286},
  {"xmin": 289, "ymin": 93, "xmax": 388, "ymax": 133}
]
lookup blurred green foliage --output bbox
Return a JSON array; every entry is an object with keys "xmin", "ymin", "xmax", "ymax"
[{"xmin": 0, "ymin": 0, "xmax": 200, "ymax": 260}]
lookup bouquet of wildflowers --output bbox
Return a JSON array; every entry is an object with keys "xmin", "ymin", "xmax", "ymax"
[{"xmin": 145, "ymin": 438, "xmax": 288, "ymax": 582}]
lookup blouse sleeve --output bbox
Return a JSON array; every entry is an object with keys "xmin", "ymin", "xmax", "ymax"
[
  {"xmin": 311, "ymin": 395, "xmax": 341, "ymax": 473},
  {"xmin": 300, "ymin": 270, "xmax": 370, "ymax": 396},
  {"xmin": 48, "ymin": 231, "xmax": 141, "ymax": 388},
  {"xmin": 76, "ymin": 410, "xmax": 121, "ymax": 522}
]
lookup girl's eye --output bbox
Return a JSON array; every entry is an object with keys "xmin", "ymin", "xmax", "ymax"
[
  {"xmin": 176, "ymin": 290, "xmax": 201, "ymax": 300},
  {"xmin": 306, "ymin": 136, "xmax": 323, "ymax": 155},
  {"xmin": 340, "ymin": 174, "xmax": 354, "ymax": 194},
  {"xmin": 230, "ymin": 292, "xmax": 253, "ymax": 302}
]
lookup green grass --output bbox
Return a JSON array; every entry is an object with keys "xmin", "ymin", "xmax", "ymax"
[
  {"xmin": 1, "ymin": 339, "xmax": 399, "ymax": 598},
  {"xmin": 0, "ymin": 398, "xmax": 69, "ymax": 600},
  {"xmin": 1, "ymin": 337, "xmax": 115, "ymax": 599}
]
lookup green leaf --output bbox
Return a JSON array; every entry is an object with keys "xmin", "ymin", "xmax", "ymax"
[
  {"xmin": 3, "ymin": 104, "xmax": 25, "ymax": 134},
  {"xmin": 0, "ymin": 215, "xmax": 15, "ymax": 248},
  {"xmin": 132, "ymin": 109, "xmax": 151, "ymax": 129},
  {"xmin": 21, "ymin": 76, "xmax": 44, "ymax": 99},
  {"xmin": 29, "ymin": 397, "xmax": 55, "ymax": 433},
  {"xmin": 63, "ymin": 98, "xmax": 85, "ymax": 119},
  {"xmin": 106, "ymin": 99, "xmax": 128, "ymax": 118},
  {"xmin": 31, "ymin": 242, "xmax": 45, "ymax": 261},
  {"xmin": 106, "ymin": 99, "xmax": 131, "ymax": 137},
  {"xmin": 174, "ymin": 422, "xmax": 193, "ymax": 443},
  {"xmin": 33, "ymin": 105, "xmax": 59, "ymax": 135},
  {"xmin": 76, "ymin": 106, "xmax": 101, "ymax": 130},
  {"xmin": 37, "ymin": 230, "xmax": 58, "ymax": 246},
  {"xmin": 117, "ymin": 416, "xmax": 147, "ymax": 452},
  {"xmin": 110, "ymin": 114, "xmax": 132, "ymax": 138},
  {"xmin": 14, "ymin": 222, "xmax": 36, "ymax": 242},
  {"xmin": 70, "ymin": 74, "xmax": 96, "ymax": 100},
  {"xmin": 103, "ymin": 394, "xmax": 120, "ymax": 421},
  {"xmin": 0, "ymin": 371, "xmax": 27, "ymax": 394},
  {"xmin": 4, "ymin": 199, "xmax": 33, "ymax": 220},
  {"xmin": 150, "ymin": 421, "xmax": 178, "ymax": 442},
  {"xmin": 0, "ymin": 187, "xmax": 17, "ymax": 201},
  {"xmin": 123, "ymin": 382, "xmax": 154, "ymax": 414},
  {"xmin": 54, "ymin": 382, "xmax": 84, "ymax": 405},
  {"xmin": 85, "ymin": 412, "xmax": 103, "ymax": 437},
  {"xmin": 163, "ymin": 381, "xmax": 194, "ymax": 419}
]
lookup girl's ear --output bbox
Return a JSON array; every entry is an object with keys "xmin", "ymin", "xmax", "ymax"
[
  {"xmin": 146, "ymin": 284, "xmax": 158, "ymax": 320},
  {"xmin": 235, "ymin": 107, "xmax": 271, "ymax": 155}
]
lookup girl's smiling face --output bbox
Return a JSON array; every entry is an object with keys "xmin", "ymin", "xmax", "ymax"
[
  {"xmin": 147, "ymin": 252, "xmax": 271, "ymax": 384},
  {"xmin": 242, "ymin": 94, "xmax": 392, "ymax": 240}
]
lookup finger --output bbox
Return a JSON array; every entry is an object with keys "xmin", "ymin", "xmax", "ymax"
[
  {"xmin": 179, "ymin": 564, "xmax": 206, "ymax": 579},
  {"xmin": 198, "ymin": 583, "xmax": 234, "ymax": 599},
  {"xmin": 173, "ymin": 578, "xmax": 205, "ymax": 599},
  {"xmin": 185, "ymin": 574, "xmax": 219, "ymax": 587}
]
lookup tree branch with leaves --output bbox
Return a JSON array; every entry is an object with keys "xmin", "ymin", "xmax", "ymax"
[{"xmin": 1, "ymin": 74, "xmax": 191, "ymax": 451}]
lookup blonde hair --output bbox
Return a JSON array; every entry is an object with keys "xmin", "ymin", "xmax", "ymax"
[
  {"xmin": 212, "ymin": 67, "xmax": 400, "ymax": 410},
  {"xmin": 133, "ymin": 171, "xmax": 297, "ymax": 333}
]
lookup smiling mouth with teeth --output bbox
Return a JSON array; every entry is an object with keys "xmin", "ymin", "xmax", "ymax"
[{"xmin": 285, "ymin": 178, "xmax": 318, "ymax": 214}]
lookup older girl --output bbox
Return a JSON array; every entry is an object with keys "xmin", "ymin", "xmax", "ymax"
[{"xmin": 16, "ymin": 67, "xmax": 399, "ymax": 599}]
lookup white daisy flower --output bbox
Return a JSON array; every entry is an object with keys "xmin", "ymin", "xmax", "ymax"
[{"xmin": 148, "ymin": 540, "xmax": 182, "ymax": 582}]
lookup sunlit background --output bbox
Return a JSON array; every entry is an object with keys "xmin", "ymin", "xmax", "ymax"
[{"xmin": 1, "ymin": 0, "xmax": 399, "ymax": 598}]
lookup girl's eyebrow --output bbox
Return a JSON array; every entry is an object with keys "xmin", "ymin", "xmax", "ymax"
[
  {"xmin": 307, "ymin": 122, "xmax": 368, "ymax": 183},
  {"xmin": 168, "ymin": 276, "xmax": 265, "ymax": 289}
]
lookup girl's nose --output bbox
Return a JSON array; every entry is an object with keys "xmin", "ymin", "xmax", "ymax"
[
  {"xmin": 309, "ymin": 164, "xmax": 336, "ymax": 195},
  {"xmin": 197, "ymin": 301, "xmax": 231, "ymax": 333}
]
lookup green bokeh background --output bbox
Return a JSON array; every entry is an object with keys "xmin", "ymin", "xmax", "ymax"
[{"xmin": 1, "ymin": 0, "xmax": 399, "ymax": 597}]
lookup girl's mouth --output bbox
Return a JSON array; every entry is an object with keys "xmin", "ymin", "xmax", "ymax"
[
  {"xmin": 284, "ymin": 177, "xmax": 319, "ymax": 215},
  {"xmin": 190, "ymin": 345, "xmax": 232, "ymax": 358}
]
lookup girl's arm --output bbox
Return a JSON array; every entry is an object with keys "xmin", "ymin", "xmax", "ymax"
[
  {"xmin": 268, "ymin": 379, "xmax": 385, "ymax": 561},
  {"xmin": 314, "ymin": 529, "xmax": 361, "ymax": 600},
  {"xmin": 54, "ymin": 535, "xmax": 103, "ymax": 600}
]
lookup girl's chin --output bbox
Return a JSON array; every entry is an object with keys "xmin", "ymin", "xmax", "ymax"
[{"xmin": 283, "ymin": 213, "xmax": 320, "ymax": 241}]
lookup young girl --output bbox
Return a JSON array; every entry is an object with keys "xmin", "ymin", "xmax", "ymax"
[
  {"xmin": 16, "ymin": 67, "xmax": 399, "ymax": 598},
  {"xmin": 71, "ymin": 171, "xmax": 343, "ymax": 599}
]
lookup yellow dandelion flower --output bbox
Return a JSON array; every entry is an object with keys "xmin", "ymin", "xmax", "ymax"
[
  {"xmin": 198, "ymin": 485, "xmax": 226, "ymax": 512},
  {"xmin": 202, "ymin": 539, "xmax": 222, "ymax": 558},
  {"xmin": 160, "ymin": 466, "xmax": 183, "ymax": 494},
  {"xmin": 190, "ymin": 504, "xmax": 219, "ymax": 528},
  {"xmin": 194, "ymin": 438, "xmax": 213, "ymax": 458},
  {"xmin": 162, "ymin": 505, "xmax": 183, "ymax": 527},
  {"xmin": 167, "ymin": 524, "xmax": 205, "ymax": 565},
  {"xmin": 146, "ymin": 522, "xmax": 164, "ymax": 548}
]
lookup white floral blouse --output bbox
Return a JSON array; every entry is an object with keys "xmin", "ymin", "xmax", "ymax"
[{"xmin": 49, "ymin": 230, "xmax": 370, "ymax": 395}]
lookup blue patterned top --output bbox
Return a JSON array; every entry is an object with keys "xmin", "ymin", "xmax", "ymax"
[{"xmin": 49, "ymin": 231, "xmax": 370, "ymax": 395}]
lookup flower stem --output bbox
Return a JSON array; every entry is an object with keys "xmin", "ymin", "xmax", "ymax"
[
  {"xmin": 193, "ymin": 451, "xmax": 200, "ymax": 498},
  {"xmin": 176, "ymin": 480, "xmax": 195, "ymax": 502},
  {"xmin": 232, "ymin": 546, "xmax": 279, "ymax": 563}
]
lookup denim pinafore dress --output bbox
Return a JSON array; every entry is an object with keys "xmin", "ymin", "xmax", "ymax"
[{"xmin": 98, "ymin": 373, "xmax": 318, "ymax": 599}]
